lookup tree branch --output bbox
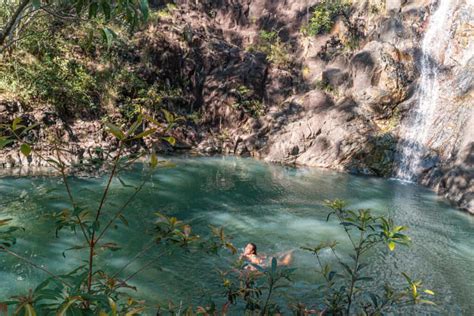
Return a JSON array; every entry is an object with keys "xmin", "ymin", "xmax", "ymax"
[
  {"xmin": 111, "ymin": 239, "xmax": 156, "ymax": 278},
  {"xmin": 87, "ymin": 143, "xmax": 124, "ymax": 292},
  {"xmin": 95, "ymin": 175, "xmax": 150, "ymax": 244},
  {"xmin": 123, "ymin": 252, "xmax": 166, "ymax": 283},
  {"xmin": 0, "ymin": 0, "xmax": 30, "ymax": 48},
  {"xmin": 0, "ymin": 245, "xmax": 72, "ymax": 288}
]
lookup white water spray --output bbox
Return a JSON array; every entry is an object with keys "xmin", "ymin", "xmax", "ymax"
[{"xmin": 395, "ymin": 0, "xmax": 459, "ymax": 181}]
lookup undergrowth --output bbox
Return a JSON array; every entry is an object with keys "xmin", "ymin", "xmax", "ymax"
[{"xmin": 302, "ymin": 0, "xmax": 351, "ymax": 36}]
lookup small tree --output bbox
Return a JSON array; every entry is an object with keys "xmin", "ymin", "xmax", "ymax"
[
  {"xmin": 0, "ymin": 116, "xmax": 235, "ymax": 314},
  {"xmin": 300, "ymin": 200, "xmax": 435, "ymax": 315}
]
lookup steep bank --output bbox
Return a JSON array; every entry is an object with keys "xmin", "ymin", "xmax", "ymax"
[{"xmin": 0, "ymin": 0, "xmax": 472, "ymax": 213}]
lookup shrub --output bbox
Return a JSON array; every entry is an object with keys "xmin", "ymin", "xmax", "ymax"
[
  {"xmin": 314, "ymin": 79, "xmax": 335, "ymax": 93},
  {"xmin": 248, "ymin": 30, "xmax": 291, "ymax": 67},
  {"xmin": 156, "ymin": 3, "xmax": 178, "ymax": 19},
  {"xmin": 0, "ymin": 15, "xmax": 188, "ymax": 121},
  {"xmin": 231, "ymin": 85, "xmax": 265, "ymax": 118},
  {"xmin": 219, "ymin": 200, "xmax": 436, "ymax": 314},
  {"xmin": 302, "ymin": 0, "xmax": 351, "ymax": 36},
  {"xmin": 0, "ymin": 19, "xmax": 114, "ymax": 117},
  {"xmin": 301, "ymin": 200, "xmax": 435, "ymax": 314}
]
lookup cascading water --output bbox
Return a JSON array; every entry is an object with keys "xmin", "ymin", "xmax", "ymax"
[{"xmin": 395, "ymin": 0, "xmax": 460, "ymax": 181}]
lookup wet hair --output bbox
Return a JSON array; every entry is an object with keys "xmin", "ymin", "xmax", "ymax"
[{"xmin": 248, "ymin": 243, "xmax": 257, "ymax": 255}]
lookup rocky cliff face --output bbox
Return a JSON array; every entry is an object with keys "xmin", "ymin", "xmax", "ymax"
[
  {"xmin": 191, "ymin": 0, "xmax": 473, "ymax": 213},
  {"xmin": 0, "ymin": 0, "xmax": 472, "ymax": 213}
]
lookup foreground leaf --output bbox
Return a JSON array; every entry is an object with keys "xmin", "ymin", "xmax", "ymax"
[
  {"xmin": 104, "ymin": 123, "xmax": 125, "ymax": 140},
  {"xmin": 20, "ymin": 144, "xmax": 32, "ymax": 156}
]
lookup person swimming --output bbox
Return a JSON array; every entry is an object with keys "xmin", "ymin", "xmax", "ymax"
[{"xmin": 240, "ymin": 243, "xmax": 293, "ymax": 270}]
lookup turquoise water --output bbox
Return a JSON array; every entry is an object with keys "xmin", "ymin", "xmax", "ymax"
[{"xmin": 0, "ymin": 157, "xmax": 473, "ymax": 314}]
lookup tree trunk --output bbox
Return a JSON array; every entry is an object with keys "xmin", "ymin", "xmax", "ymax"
[{"xmin": 0, "ymin": 0, "xmax": 30, "ymax": 48}]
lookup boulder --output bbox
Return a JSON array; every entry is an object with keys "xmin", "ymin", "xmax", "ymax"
[{"xmin": 350, "ymin": 41, "xmax": 416, "ymax": 119}]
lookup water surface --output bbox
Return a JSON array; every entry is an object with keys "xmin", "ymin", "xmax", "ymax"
[{"xmin": 1, "ymin": 157, "xmax": 473, "ymax": 314}]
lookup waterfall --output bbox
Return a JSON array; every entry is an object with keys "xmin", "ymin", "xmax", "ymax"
[{"xmin": 395, "ymin": 0, "xmax": 459, "ymax": 181}]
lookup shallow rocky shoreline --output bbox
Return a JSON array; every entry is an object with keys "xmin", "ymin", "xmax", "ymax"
[{"xmin": 0, "ymin": 145, "xmax": 472, "ymax": 215}]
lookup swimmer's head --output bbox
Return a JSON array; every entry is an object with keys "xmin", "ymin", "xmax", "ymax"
[{"xmin": 244, "ymin": 243, "xmax": 257, "ymax": 255}]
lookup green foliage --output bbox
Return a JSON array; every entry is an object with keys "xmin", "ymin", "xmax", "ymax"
[
  {"xmin": 314, "ymin": 79, "xmax": 335, "ymax": 94},
  {"xmin": 3, "ymin": 54, "xmax": 98, "ymax": 115},
  {"xmin": 314, "ymin": 77, "xmax": 346, "ymax": 99},
  {"xmin": 259, "ymin": 30, "xmax": 277, "ymax": 42},
  {"xmin": 4, "ymin": 267, "xmax": 145, "ymax": 315},
  {"xmin": 0, "ymin": 218, "xmax": 21, "ymax": 248},
  {"xmin": 221, "ymin": 257, "xmax": 295, "ymax": 314},
  {"xmin": 231, "ymin": 85, "xmax": 264, "ymax": 118},
  {"xmin": 70, "ymin": 0, "xmax": 149, "ymax": 30},
  {"xmin": 302, "ymin": 0, "xmax": 351, "ymax": 36},
  {"xmin": 343, "ymin": 34, "xmax": 360, "ymax": 51},
  {"xmin": 208, "ymin": 199, "xmax": 435, "ymax": 315},
  {"xmin": 248, "ymin": 30, "xmax": 291, "ymax": 67},
  {"xmin": 154, "ymin": 3, "xmax": 178, "ymax": 19},
  {"xmin": 0, "ymin": 16, "xmax": 185, "ymax": 119},
  {"xmin": 117, "ymin": 71, "xmax": 186, "ymax": 121},
  {"xmin": 369, "ymin": 1, "xmax": 385, "ymax": 14},
  {"xmin": 0, "ymin": 19, "xmax": 116, "ymax": 116},
  {"xmin": 377, "ymin": 108, "xmax": 402, "ymax": 134},
  {"xmin": 299, "ymin": 199, "xmax": 434, "ymax": 315},
  {"xmin": 0, "ymin": 0, "xmax": 160, "ymax": 118},
  {"xmin": 187, "ymin": 111, "xmax": 202, "ymax": 125},
  {"xmin": 216, "ymin": 128, "xmax": 231, "ymax": 142},
  {"xmin": 0, "ymin": 0, "xmax": 150, "ymax": 50}
]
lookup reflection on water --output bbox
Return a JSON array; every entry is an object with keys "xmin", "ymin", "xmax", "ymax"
[{"xmin": 1, "ymin": 157, "xmax": 473, "ymax": 314}]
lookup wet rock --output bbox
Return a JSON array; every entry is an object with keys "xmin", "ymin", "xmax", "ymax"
[{"xmin": 419, "ymin": 154, "xmax": 440, "ymax": 173}]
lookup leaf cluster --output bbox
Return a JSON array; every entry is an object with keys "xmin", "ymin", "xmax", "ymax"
[
  {"xmin": 248, "ymin": 30, "xmax": 291, "ymax": 68},
  {"xmin": 299, "ymin": 200, "xmax": 435, "ymax": 315},
  {"xmin": 301, "ymin": 0, "xmax": 351, "ymax": 36},
  {"xmin": 221, "ymin": 257, "xmax": 295, "ymax": 315},
  {"xmin": 230, "ymin": 85, "xmax": 265, "ymax": 118}
]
